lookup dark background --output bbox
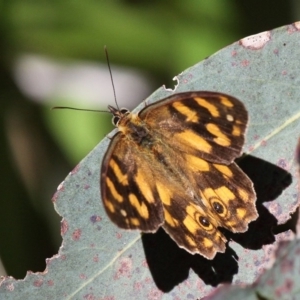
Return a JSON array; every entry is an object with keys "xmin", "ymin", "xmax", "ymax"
[{"xmin": 0, "ymin": 0, "xmax": 297, "ymax": 279}]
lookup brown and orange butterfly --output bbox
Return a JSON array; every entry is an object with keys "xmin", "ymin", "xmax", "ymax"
[{"xmin": 100, "ymin": 91, "xmax": 258, "ymax": 259}]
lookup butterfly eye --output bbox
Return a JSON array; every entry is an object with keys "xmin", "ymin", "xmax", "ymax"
[
  {"xmin": 212, "ymin": 202, "xmax": 224, "ymax": 214},
  {"xmin": 112, "ymin": 116, "xmax": 120, "ymax": 126},
  {"xmin": 120, "ymin": 108, "xmax": 130, "ymax": 115},
  {"xmin": 199, "ymin": 216, "xmax": 210, "ymax": 227}
]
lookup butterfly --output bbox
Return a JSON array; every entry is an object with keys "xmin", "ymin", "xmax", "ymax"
[{"xmin": 100, "ymin": 91, "xmax": 258, "ymax": 259}]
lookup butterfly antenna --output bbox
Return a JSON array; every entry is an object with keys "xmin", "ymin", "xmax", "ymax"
[
  {"xmin": 52, "ymin": 47, "xmax": 117, "ymax": 114},
  {"xmin": 104, "ymin": 45, "xmax": 119, "ymax": 111},
  {"xmin": 51, "ymin": 106, "xmax": 110, "ymax": 113}
]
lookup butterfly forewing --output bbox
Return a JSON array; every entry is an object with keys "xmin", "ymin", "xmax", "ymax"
[
  {"xmin": 101, "ymin": 132, "xmax": 164, "ymax": 232},
  {"xmin": 140, "ymin": 92, "xmax": 248, "ymax": 164},
  {"xmin": 100, "ymin": 91, "xmax": 257, "ymax": 259}
]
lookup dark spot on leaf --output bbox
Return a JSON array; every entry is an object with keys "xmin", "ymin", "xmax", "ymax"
[{"xmin": 72, "ymin": 229, "xmax": 82, "ymax": 241}]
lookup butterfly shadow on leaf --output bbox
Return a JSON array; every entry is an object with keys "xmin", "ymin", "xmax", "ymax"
[
  {"xmin": 142, "ymin": 155, "xmax": 293, "ymax": 292},
  {"xmin": 142, "ymin": 227, "xmax": 239, "ymax": 292}
]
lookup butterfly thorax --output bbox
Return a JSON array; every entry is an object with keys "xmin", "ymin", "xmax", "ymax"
[{"xmin": 117, "ymin": 112, "xmax": 153, "ymax": 146}]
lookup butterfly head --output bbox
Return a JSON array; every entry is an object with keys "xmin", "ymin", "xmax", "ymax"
[{"xmin": 108, "ymin": 105, "xmax": 130, "ymax": 127}]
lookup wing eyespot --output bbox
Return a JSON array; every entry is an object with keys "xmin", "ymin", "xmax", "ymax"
[
  {"xmin": 212, "ymin": 202, "xmax": 224, "ymax": 214},
  {"xmin": 199, "ymin": 216, "xmax": 210, "ymax": 227}
]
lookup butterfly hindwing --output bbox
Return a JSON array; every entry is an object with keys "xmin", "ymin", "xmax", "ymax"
[
  {"xmin": 181, "ymin": 153, "xmax": 257, "ymax": 233},
  {"xmin": 160, "ymin": 184, "xmax": 227, "ymax": 259}
]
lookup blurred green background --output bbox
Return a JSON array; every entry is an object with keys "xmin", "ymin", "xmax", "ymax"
[{"xmin": 0, "ymin": 0, "xmax": 297, "ymax": 279}]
